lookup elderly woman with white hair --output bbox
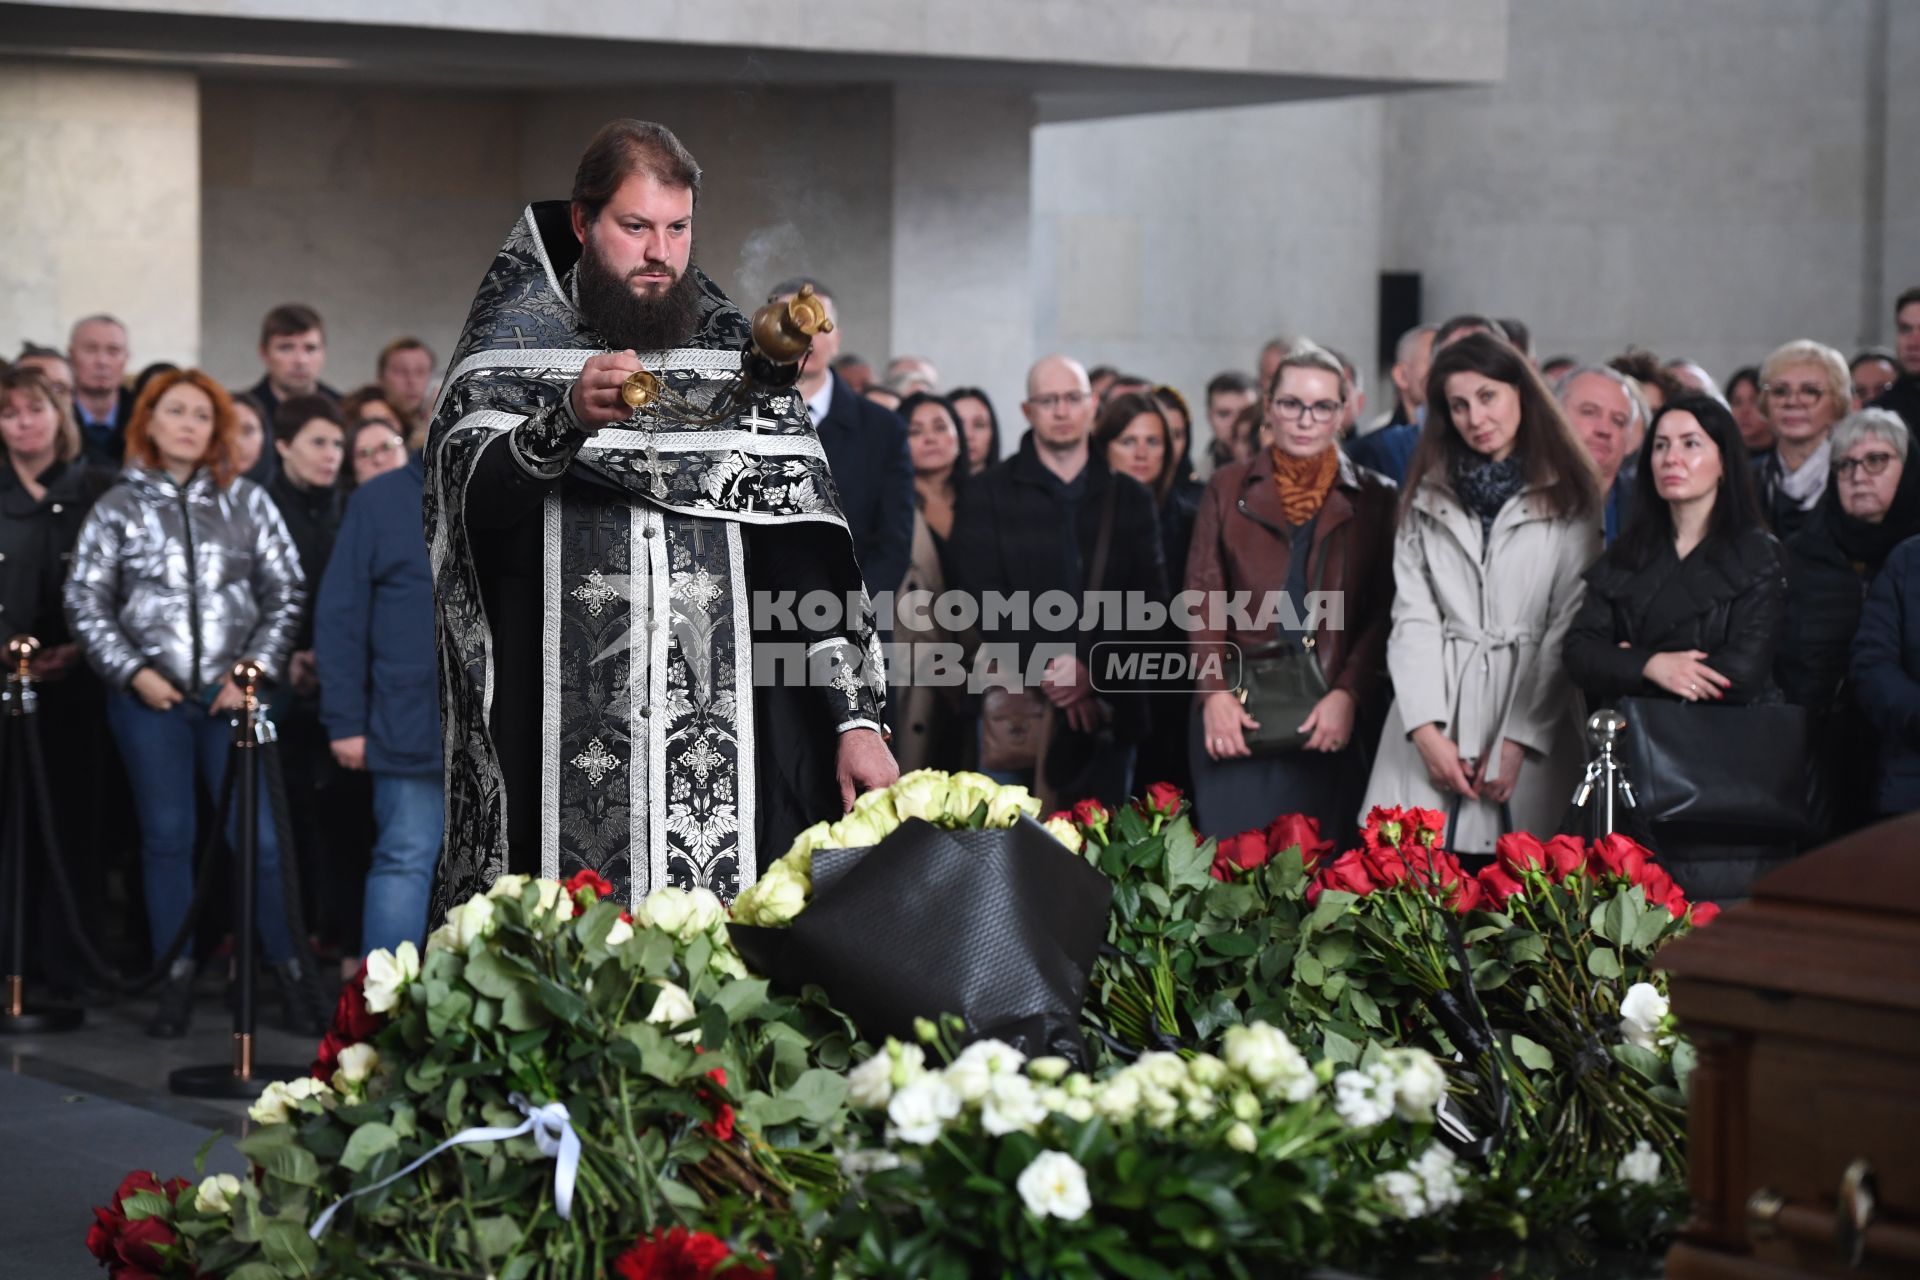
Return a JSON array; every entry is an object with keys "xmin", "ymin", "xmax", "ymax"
[
  {"xmin": 1753, "ymin": 339, "xmax": 1850, "ymax": 539},
  {"xmin": 1778, "ymin": 407, "xmax": 1920, "ymax": 836}
]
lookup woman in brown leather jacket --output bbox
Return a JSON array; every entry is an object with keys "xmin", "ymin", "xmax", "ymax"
[{"xmin": 1184, "ymin": 344, "xmax": 1398, "ymax": 844}]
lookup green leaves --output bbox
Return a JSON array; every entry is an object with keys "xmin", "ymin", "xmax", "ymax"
[
  {"xmin": 1164, "ymin": 820, "xmax": 1212, "ymax": 892},
  {"xmin": 1509, "ymin": 1033, "xmax": 1554, "ymax": 1072},
  {"xmin": 339, "ymin": 1122, "xmax": 398, "ymax": 1173}
]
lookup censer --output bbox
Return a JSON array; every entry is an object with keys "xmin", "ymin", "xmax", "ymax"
[{"xmin": 618, "ymin": 283, "xmax": 833, "ymax": 424}]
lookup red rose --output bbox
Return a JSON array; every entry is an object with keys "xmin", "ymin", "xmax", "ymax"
[
  {"xmin": 1496, "ymin": 831, "xmax": 1547, "ymax": 875},
  {"xmin": 1044, "ymin": 810, "xmax": 1074, "ymax": 826},
  {"xmin": 1359, "ymin": 841, "xmax": 1409, "ymax": 887},
  {"xmin": 1589, "ymin": 833, "xmax": 1652, "ymax": 883},
  {"xmin": 613, "ymin": 1226, "xmax": 771, "ymax": 1280},
  {"xmin": 113, "ymin": 1171, "xmax": 164, "ymax": 1203},
  {"xmin": 1144, "ymin": 782, "xmax": 1184, "ymax": 817},
  {"xmin": 112, "ymin": 1216, "xmax": 178, "ymax": 1270},
  {"xmin": 1071, "ymin": 798, "xmax": 1111, "ymax": 831},
  {"xmin": 329, "ymin": 962, "xmax": 380, "ymax": 1043},
  {"xmin": 1542, "ymin": 834, "xmax": 1589, "ymax": 881},
  {"xmin": 1478, "ymin": 862, "xmax": 1526, "ymax": 906},
  {"xmin": 1447, "ymin": 873, "xmax": 1485, "ymax": 914},
  {"xmin": 1689, "ymin": 901, "xmax": 1721, "ymax": 926},
  {"xmin": 1264, "ymin": 813, "xmax": 1333, "ymax": 870},
  {"xmin": 1636, "ymin": 864, "xmax": 1687, "ymax": 916},
  {"xmin": 565, "ymin": 868, "xmax": 617, "ymax": 913},
  {"xmin": 1317, "ymin": 849, "xmax": 1378, "ymax": 897},
  {"xmin": 86, "ymin": 1207, "xmax": 124, "ymax": 1262},
  {"xmin": 1209, "ymin": 830, "xmax": 1272, "ymax": 880},
  {"xmin": 310, "ymin": 1029, "xmax": 349, "ymax": 1081}
]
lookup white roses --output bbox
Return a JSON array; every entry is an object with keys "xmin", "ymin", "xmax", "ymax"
[
  {"xmin": 247, "ymin": 1076, "xmax": 334, "ymax": 1126},
  {"xmin": 361, "ymin": 941, "xmax": 419, "ymax": 1014},
  {"xmin": 1619, "ymin": 982, "xmax": 1671, "ymax": 1051}
]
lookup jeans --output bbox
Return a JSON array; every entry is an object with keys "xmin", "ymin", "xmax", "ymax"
[
  {"xmin": 361, "ymin": 771, "xmax": 444, "ymax": 955},
  {"xmin": 105, "ymin": 692, "xmax": 295, "ymax": 965}
]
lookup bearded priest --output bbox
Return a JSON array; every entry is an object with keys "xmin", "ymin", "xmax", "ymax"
[{"xmin": 426, "ymin": 119, "xmax": 897, "ymax": 920}]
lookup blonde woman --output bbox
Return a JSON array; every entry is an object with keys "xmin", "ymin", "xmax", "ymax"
[{"xmin": 1753, "ymin": 339, "xmax": 1850, "ymax": 539}]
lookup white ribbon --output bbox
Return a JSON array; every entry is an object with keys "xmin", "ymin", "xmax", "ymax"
[{"xmin": 309, "ymin": 1092, "xmax": 580, "ymax": 1238}]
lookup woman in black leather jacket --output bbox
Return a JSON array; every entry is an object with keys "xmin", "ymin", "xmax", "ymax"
[{"xmin": 1563, "ymin": 394, "xmax": 1790, "ymax": 900}]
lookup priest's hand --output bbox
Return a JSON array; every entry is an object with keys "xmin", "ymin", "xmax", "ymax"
[
  {"xmin": 570, "ymin": 350, "xmax": 645, "ymax": 430},
  {"xmin": 836, "ymin": 727, "xmax": 899, "ymax": 811}
]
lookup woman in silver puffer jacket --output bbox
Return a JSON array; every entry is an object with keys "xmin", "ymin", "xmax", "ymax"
[{"xmin": 64, "ymin": 368, "xmax": 324, "ymax": 1039}]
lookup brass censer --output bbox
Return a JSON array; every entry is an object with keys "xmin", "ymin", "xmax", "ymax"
[{"xmin": 619, "ymin": 283, "xmax": 834, "ymax": 421}]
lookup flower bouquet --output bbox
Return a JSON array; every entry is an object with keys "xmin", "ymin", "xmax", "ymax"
[
  {"xmin": 728, "ymin": 770, "xmax": 1113, "ymax": 1061},
  {"xmin": 87, "ymin": 871, "xmax": 857, "ymax": 1279}
]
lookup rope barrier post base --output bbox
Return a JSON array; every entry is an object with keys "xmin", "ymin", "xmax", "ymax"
[
  {"xmin": 170, "ymin": 660, "xmax": 300, "ymax": 1098},
  {"xmin": 0, "ymin": 636, "xmax": 83, "ymax": 1036}
]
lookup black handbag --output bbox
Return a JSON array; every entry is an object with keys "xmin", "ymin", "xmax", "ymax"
[
  {"xmin": 1613, "ymin": 695, "xmax": 1808, "ymax": 833},
  {"xmin": 1233, "ymin": 498, "xmax": 1331, "ymax": 756}
]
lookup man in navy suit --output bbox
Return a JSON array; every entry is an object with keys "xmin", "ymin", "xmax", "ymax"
[{"xmin": 769, "ymin": 278, "xmax": 914, "ymax": 608}]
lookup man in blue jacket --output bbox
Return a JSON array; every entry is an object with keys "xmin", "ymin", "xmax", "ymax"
[{"xmin": 316, "ymin": 456, "xmax": 443, "ymax": 954}]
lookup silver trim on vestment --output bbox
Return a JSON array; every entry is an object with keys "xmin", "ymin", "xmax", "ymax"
[
  {"xmin": 729, "ymin": 520, "xmax": 757, "ymax": 892},
  {"xmin": 646, "ymin": 506, "xmax": 672, "ymax": 898},
  {"xmin": 541, "ymin": 491, "xmax": 563, "ymax": 882}
]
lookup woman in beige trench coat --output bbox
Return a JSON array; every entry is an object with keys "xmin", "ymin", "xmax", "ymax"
[{"xmin": 1360, "ymin": 333, "xmax": 1603, "ymax": 854}]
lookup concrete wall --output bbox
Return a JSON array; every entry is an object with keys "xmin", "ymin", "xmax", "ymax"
[
  {"xmin": 1031, "ymin": 96, "xmax": 1388, "ymax": 443},
  {"xmin": 200, "ymin": 81, "xmax": 896, "ymax": 395},
  {"xmin": 0, "ymin": 61, "xmax": 201, "ymax": 367}
]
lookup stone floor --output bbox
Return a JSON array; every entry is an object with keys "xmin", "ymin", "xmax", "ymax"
[{"xmin": 1, "ymin": 979, "xmax": 318, "ymax": 1279}]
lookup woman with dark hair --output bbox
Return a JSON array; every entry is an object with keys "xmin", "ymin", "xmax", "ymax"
[
  {"xmin": 892, "ymin": 392, "xmax": 970, "ymax": 771},
  {"xmin": 229, "ymin": 390, "xmax": 269, "ymax": 480},
  {"xmin": 1360, "ymin": 332, "xmax": 1603, "ymax": 854},
  {"xmin": 65, "ymin": 369, "xmax": 322, "ymax": 1038},
  {"xmin": 1153, "ymin": 383, "xmax": 1208, "ymax": 584},
  {"xmin": 1725, "ymin": 366, "xmax": 1770, "ymax": 457},
  {"xmin": 948, "ymin": 386, "xmax": 1002, "ymax": 476},
  {"xmin": 339, "ymin": 385, "xmax": 410, "ymax": 490},
  {"xmin": 1092, "ymin": 391, "xmax": 1174, "ymax": 500},
  {"xmin": 1187, "ymin": 344, "xmax": 1397, "ymax": 839},
  {"xmin": 1562, "ymin": 393, "xmax": 1790, "ymax": 898}
]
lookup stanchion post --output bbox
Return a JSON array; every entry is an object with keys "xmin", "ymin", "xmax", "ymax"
[
  {"xmin": 0, "ymin": 634, "xmax": 84, "ymax": 1034},
  {"xmin": 170, "ymin": 659, "xmax": 301, "ymax": 1096}
]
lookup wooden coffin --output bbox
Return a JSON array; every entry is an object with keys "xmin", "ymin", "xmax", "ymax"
[{"xmin": 1659, "ymin": 814, "xmax": 1920, "ymax": 1279}]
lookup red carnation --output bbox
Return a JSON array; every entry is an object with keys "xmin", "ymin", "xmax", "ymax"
[
  {"xmin": 1404, "ymin": 807, "xmax": 1447, "ymax": 849},
  {"xmin": 1496, "ymin": 831, "xmax": 1547, "ymax": 875},
  {"xmin": 1264, "ymin": 813, "xmax": 1333, "ymax": 870},
  {"xmin": 1143, "ymin": 781, "xmax": 1184, "ymax": 818},
  {"xmin": 698, "ymin": 1066, "xmax": 735, "ymax": 1143},
  {"xmin": 565, "ymin": 868, "xmax": 617, "ymax": 913},
  {"xmin": 613, "ymin": 1226, "xmax": 771, "ymax": 1280},
  {"xmin": 1362, "ymin": 805, "xmax": 1409, "ymax": 850},
  {"xmin": 1689, "ymin": 901, "xmax": 1721, "ymax": 926},
  {"xmin": 1478, "ymin": 862, "xmax": 1526, "ymax": 906},
  {"xmin": 1209, "ymin": 829, "xmax": 1272, "ymax": 880},
  {"xmin": 1541, "ymin": 834, "xmax": 1589, "ymax": 881}
]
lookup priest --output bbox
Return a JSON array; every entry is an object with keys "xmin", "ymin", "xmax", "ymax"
[{"xmin": 426, "ymin": 119, "xmax": 896, "ymax": 918}]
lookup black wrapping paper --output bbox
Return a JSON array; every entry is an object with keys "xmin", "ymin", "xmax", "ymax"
[{"xmin": 729, "ymin": 816, "xmax": 1113, "ymax": 1062}]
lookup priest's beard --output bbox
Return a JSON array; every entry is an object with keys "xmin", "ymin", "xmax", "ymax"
[{"xmin": 575, "ymin": 231, "xmax": 702, "ymax": 352}]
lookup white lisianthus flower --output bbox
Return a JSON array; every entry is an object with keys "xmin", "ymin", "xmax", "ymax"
[
  {"xmin": 331, "ymin": 1043, "xmax": 381, "ymax": 1095},
  {"xmin": 1059, "ymin": 1096, "xmax": 1095, "ymax": 1123},
  {"xmin": 952, "ymin": 1038, "xmax": 1026, "ymax": 1080},
  {"xmin": 887, "ymin": 1076, "xmax": 962, "ymax": 1145},
  {"xmin": 604, "ymin": 915, "xmax": 634, "ymax": 947},
  {"xmin": 1016, "ymin": 1151, "xmax": 1092, "ymax": 1222},
  {"xmin": 889, "ymin": 769, "xmax": 950, "ymax": 822},
  {"xmin": 888, "ymin": 1041, "xmax": 929, "ymax": 1090},
  {"xmin": 1375, "ymin": 1169, "xmax": 1429, "ymax": 1219},
  {"xmin": 1225, "ymin": 1121, "xmax": 1259, "ymax": 1154},
  {"xmin": 1094, "ymin": 1073, "xmax": 1142, "ymax": 1124},
  {"xmin": 1186, "ymin": 1053, "xmax": 1229, "ymax": 1090},
  {"xmin": 193, "ymin": 1173, "xmax": 243, "ymax": 1216},
  {"xmin": 1027, "ymin": 1056, "xmax": 1072, "ymax": 1084},
  {"xmin": 985, "ymin": 784, "xmax": 1041, "ymax": 827},
  {"xmin": 981, "ymin": 1074, "xmax": 1048, "ymax": 1136},
  {"xmin": 838, "ymin": 1147, "xmax": 903, "ymax": 1178},
  {"xmin": 247, "ymin": 1076, "xmax": 333, "ymax": 1126},
  {"xmin": 361, "ymin": 941, "xmax": 420, "ymax": 1015},
  {"xmin": 1619, "ymin": 982, "xmax": 1670, "ymax": 1051},
  {"xmin": 1224, "ymin": 1022, "xmax": 1315, "ymax": 1101},
  {"xmin": 1230, "ymin": 1090, "xmax": 1262, "ymax": 1123},
  {"xmin": 1616, "ymin": 1139, "xmax": 1662, "ymax": 1185},
  {"xmin": 847, "ymin": 1053, "xmax": 895, "ymax": 1109},
  {"xmin": 448, "ymin": 894, "xmax": 497, "ymax": 949},
  {"xmin": 1042, "ymin": 816, "xmax": 1084, "ymax": 853},
  {"xmin": 1386, "ymin": 1048, "xmax": 1447, "ymax": 1122},
  {"xmin": 1333, "ymin": 1065, "xmax": 1398, "ymax": 1129},
  {"xmin": 1135, "ymin": 1052, "xmax": 1187, "ymax": 1092},
  {"xmin": 646, "ymin": 980, "xmax": 700, "ymax": 1044},
  {"xmin": 1413, "ymin": 1144, "xmax": 1464, "ymax": 1210}
]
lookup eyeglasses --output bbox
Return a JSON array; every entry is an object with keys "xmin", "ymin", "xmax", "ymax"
[
  {"xmin": 354, "ymin": 434, "xmax": 405, "ymax": 462},
  {"xmin": 1833, "ymin": 451, "xmax": 1898, "ymax": 479},
  {"xmin": 1765, "ymin": 382, "xmax": 1828, "ymax": 405},
  {"xmin": 1270, "ymin": 395, "xmax": 1342, "ymax": 424},
  {"xmin": 1853, "ymin": 378, "xmax": 1896, "ymax": 403},
  {"xmin": 1027, "ymin": 390, "xmax": 1089, "ymax": 412}
]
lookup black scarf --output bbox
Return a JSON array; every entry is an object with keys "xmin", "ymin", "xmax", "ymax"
[
  {"xmin": 1817, "ymin": 450, "xmax": 1920, "ymax": 573},
  {"xmin": 1451, "ymin": 450, "xmax": 1527, "ymax": 537}
]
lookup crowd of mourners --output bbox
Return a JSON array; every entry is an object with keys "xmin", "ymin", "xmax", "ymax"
[{"xmin": 4, "ymin": 284, "xmax": 1919, "ymax": 1037}]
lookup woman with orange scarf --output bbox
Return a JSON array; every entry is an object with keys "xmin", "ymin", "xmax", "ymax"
[{"xmin": 1182, "ymin": 345, "xmax": 1398, "ymax": 844}]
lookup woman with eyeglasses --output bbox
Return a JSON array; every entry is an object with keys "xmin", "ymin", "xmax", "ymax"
[
  {"xmin": 340, "ymin": 386, "xmax": 412, "ymax": 490},
  {"xmin": 1562, "ymin": 394, "xmax": 1789, "ymax": 899},
  {"xmin": 1186, "ymin": 345, "xmax": 1397, "ymax": 841},
  {"xmin": 1777, "ymin": 408, "xmax": 1920, "ymax": 838},
  {"xmin": 1361, "ymin": 333, "xmax": 1602, "ymax": 856},
  {"xmin": 1753, "ymin": 339, "xmax": 1850, "ymax": 539}
]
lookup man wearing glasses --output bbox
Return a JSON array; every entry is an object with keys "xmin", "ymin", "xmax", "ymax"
[{"xmin": 947, "ymin": 354, "xmax": 1167, "ymax": 808}]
